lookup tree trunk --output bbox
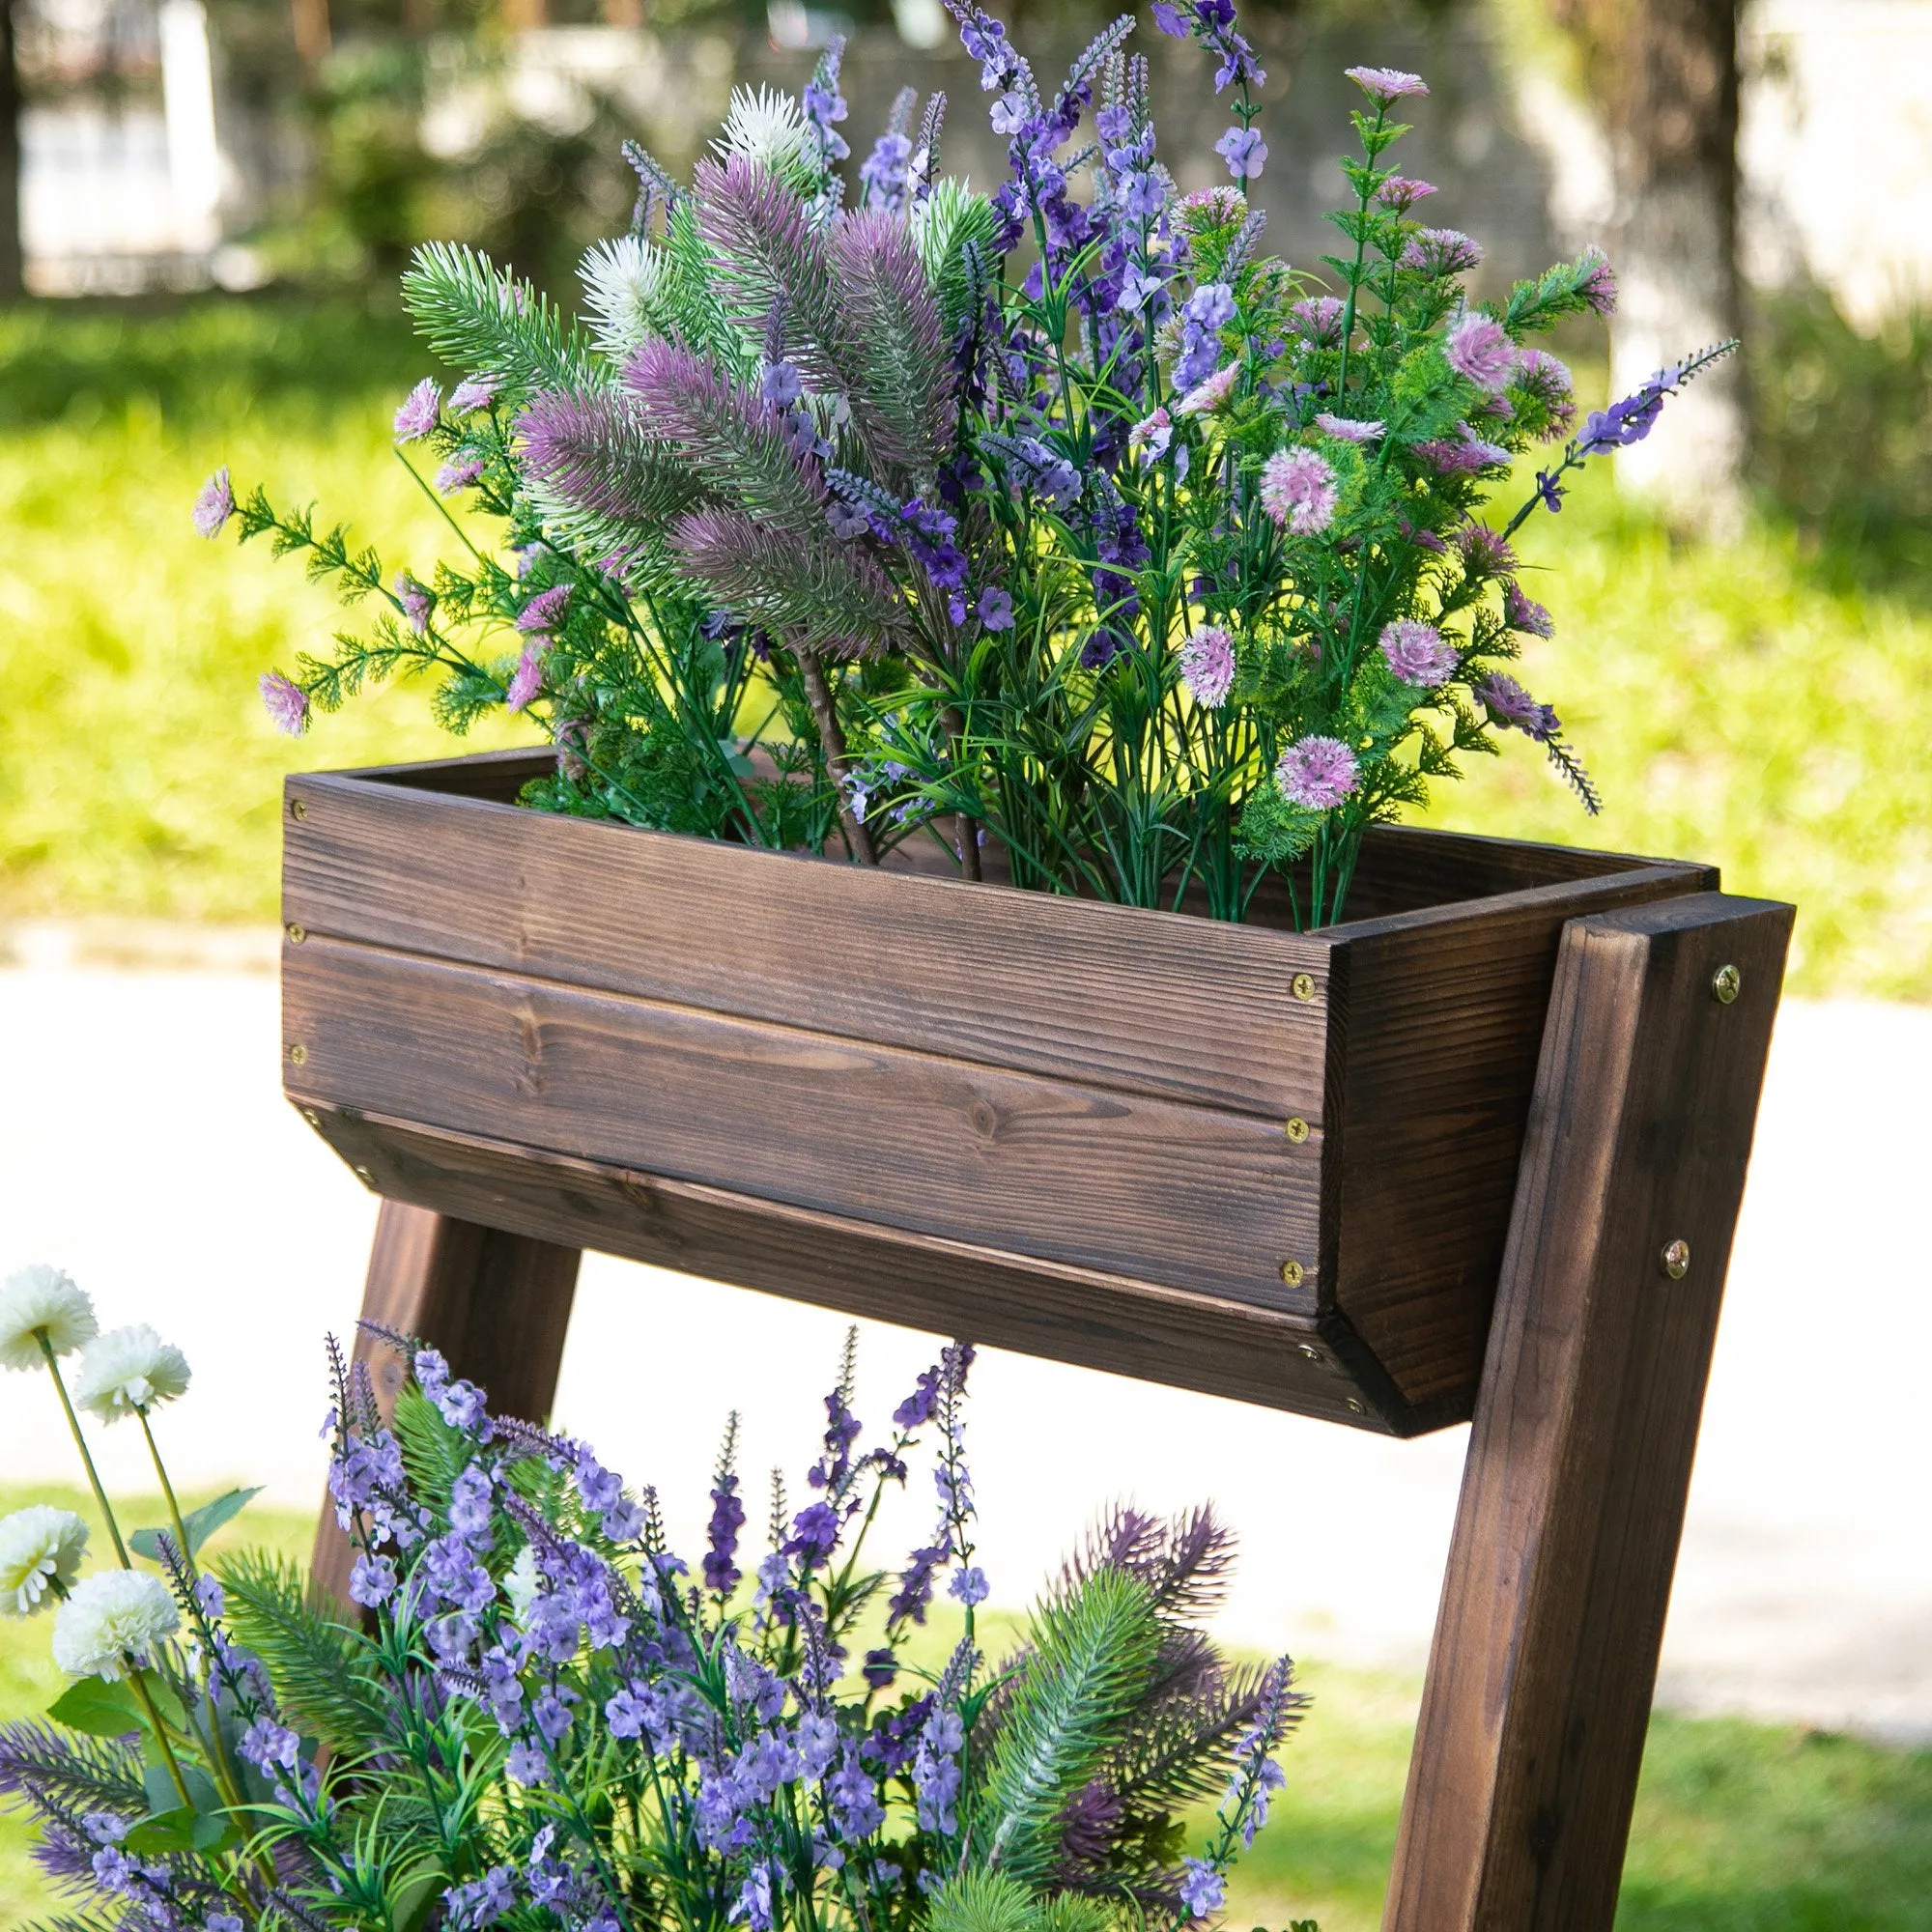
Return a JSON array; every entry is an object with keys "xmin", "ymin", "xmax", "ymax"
[
  {"xmin": 1554, "ymin": 0, "xmax": 1745, "ymax": 535},
  {"xmin": 0, "ymin": 0, "xmax": 23, "ymax": 302}
]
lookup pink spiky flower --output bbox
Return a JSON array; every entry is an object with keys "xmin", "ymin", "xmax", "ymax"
[
  {"xmin": 1504, "ymin": 582, "xmax": 1555, "ymax": 639},
  {"xmin": 393, "ymin": 378, "xmax": 441, "ymax": 443},
  {"xmin": 1260, "ymin": 448, "xmax": 1338, "ymax": 536},
  {"xmin": 259, "ymin": 671, "xmax": 309, "ymax": 737},
  {"xmin": 1314, "ymin": 412, "xmax": 1383, "ymax": 443},
  {"xmin": 1177, "ymin": 362, "xmax": 1240, "ymax": 417},
  {"xmin": 505, "ymin": 649, "xmax": 544, "ymax": 713},
  {"xmin": 1275, "ymin": 735, "xmax": 1361, "ymax": 810},
  {"xmin": 191, "ymin": 467, "xmax": 234, "ymax": 539},
  {"xmin": 1179, "ymin": 626, "xmax": 1236, "ymax": 709},
  {"xmin": 1575, "ymin": 244, "xmax": 1618, "ymax": 317},
  {"xmin": 448, "ymin": 375, "xmax": 502, "ymax": 414},
  {"xmin": 1345, "ymin": 66, "xmax": 1429, "ymax": 106},
  {"xmin": 1378, "ymin": 618, "xmax": 1456, "ymax": 688},
  {"xmin": 1444, "ymin": 313, "xmax": 1519, "ymax": 393}
]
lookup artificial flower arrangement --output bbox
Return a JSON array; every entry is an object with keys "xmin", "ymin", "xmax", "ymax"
[
  {"xmin": 196, "ymin": 1, "xmax": 1731, "ymax": 928},
  {"xmin": 0, "ymin": 1263, "xmax": 1317, "ymax": 1932}
]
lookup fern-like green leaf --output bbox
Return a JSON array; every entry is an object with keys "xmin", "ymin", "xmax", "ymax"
[
  {"xmin": 915, "ymin": 180, "xmax": 999, "ymax": 340},
  {"xmin": 929, "ymin": 1870, "xmax": 1041, "ymax": 1932},
  {"xmin": 402, "ymin": 241, "xmax": 608, "ymax": 397},
  {"xmin": 980, "ymin": 1568, "xmax": 1162, "ymax": 1885}
]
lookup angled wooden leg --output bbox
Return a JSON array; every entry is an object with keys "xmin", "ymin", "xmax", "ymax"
[
  {"xmin": 310, "ymin": 1200, "xmax": 582, "ymax": 1610},
  {"xmin": 1383, "ymin": 891, "xmax": 1793, "ymax": 1931}
]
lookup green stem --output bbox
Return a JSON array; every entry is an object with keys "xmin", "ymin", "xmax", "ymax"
[
  {"xmin": 39, "ymin": 1333, "xmax": 131, "ymax": 1567},
  {"xmin": 127, "ymin": 1669, "xmax": 195, "ymax": 1810},
  {"xmin": 136, "ymin": 1409, "xmax": 195, "ymax": 1578}
]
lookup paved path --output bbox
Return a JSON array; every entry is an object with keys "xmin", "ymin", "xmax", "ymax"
[{"xmin": 2, "ymin": 955, "xmax": 1927, "ymax": 1741}]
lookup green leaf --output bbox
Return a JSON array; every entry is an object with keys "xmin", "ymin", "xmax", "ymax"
[
  {"xmin": 135, "ymin": 1669, "xmax": 188, "ymax": 1731},
  {"xmin": 48, "ymin": 1679, "xmax": 145, "ymax": 1738},
  {"xmin": 129, "ymin": 1486, "xmax": 262, "ymax": 1562},
  {"xmin": 390, "ymin": 1866, "xmax": 447, "ymax": 1932},
  {"xmin": 124, "ymin": 1806, "xmax": 200, "ymax": 1855}
]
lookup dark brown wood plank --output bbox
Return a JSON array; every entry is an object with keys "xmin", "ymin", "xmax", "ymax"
[
  {"xmin": 283, "ymin": 770, "xmax": 1334, "ymax": 1120},
  {"xmin": 292, "ymin": 1099, "xmax": 1420, "ymax": 1433},
  {"xmin": 282, "ymin": 937, "xmax": 1323, "ymax": 1309},
  {"xmin": 308, "ymin": 1201, "xmax": 581, "ymax": 1611},
  {"xmin": 1383, "ymin": 891, "xmax": 1792, "ymax": 1931},
  {"xmin": 1326, "ymin": 860, "xmax": 1720, "ymax": 1408}
]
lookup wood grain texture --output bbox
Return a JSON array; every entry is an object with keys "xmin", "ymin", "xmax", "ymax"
[
  {"xmin": 282, "ymin": 937, "xmax": 1322, "ymax": 1309},
  {"xmin": 289, "ymin": 1100, "xmax": 1414, "ymax": 1432},
  {"xmin": 308, "ymin": 1201, "xmax": 582, "ymax": 1611},
  {"xmin": 1383, "ymin": 891, "xmax": 1792, "ymax": 1931}
]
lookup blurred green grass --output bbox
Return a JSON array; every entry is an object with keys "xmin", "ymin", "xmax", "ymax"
[
  {"xmin": 2, "ymin": 294, "xmax": 1928, "ymax": 997},
  {"xmin": 3, "ymin": 1490, "xmax": 1928, "ymax": 1930}
]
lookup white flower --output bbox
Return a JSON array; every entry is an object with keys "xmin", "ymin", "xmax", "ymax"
[
  {"xmin": 71, "ymin": 1325, "xmax": 191, "ymax": 1424},
  {"xmin": 711, "ymin": 84, "xmax": 813, "ymax": 177},
  {"xmin": 503, "ymin": 1544, "xmax": 541, "ymax": 1621},
  {"xmin": 0, "ymin": 1506, "xmax": 90, "ymax": 1616},
  {"xmin": 0, "ymin": 1264, "xmax": 99, "ymax": 1371},
  {"xmin": 52, "ymin": 1569, "xmax": 179, "ymax": 1680},
  {"xmin": 579, "ymin": 234, "xmax": 666, "ymax": 359}
]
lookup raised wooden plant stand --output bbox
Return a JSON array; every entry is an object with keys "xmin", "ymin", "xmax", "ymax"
[{"xmin": 283, "ymin": 747, "xmax": 1792, "ymax": 1932}]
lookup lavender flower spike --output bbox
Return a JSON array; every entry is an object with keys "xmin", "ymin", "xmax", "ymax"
[{"xmin": 192, "ymin": 467, "xmax": 234, "ymax": 538}]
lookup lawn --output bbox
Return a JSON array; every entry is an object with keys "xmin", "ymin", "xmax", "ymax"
[
  {"xmin": 4, "ymin": 1481, "xmax": 1930, "ymax": 1928},
  {"xmin": 2, "ymin": 296, "xmax": 1930, "ymax": 997}
]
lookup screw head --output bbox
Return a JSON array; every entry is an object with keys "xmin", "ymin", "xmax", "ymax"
[
  {"xmin": 1279, "ymin": 1259, "xmax": 1306, "ymax": 1288},
  {"xmin": 1291, "ymin": 972, "xmax": 1318, "ymax": 1003},
  {"xmin": 353, "ymin": 1165, "xmax": 375, "ymax": 1184},
  {"xmin": 1344, "ymin": 1398, "xmax": 1367, "ymax": 1416},
  {"xmin": 1284, "ymin": 1116, "xmax": 1311, "ymax": 1144},
  {"xmin": 286, "ymin": 922, "xmax": 306, "ymax": 945},
  {"xmin": 1295, "ymin": 1343, "xmax": 1321, "ymax": 1363},
  {"xmin": 289, "ymin": 798, "xmax": 307, "ymax": 822},
  {"xmin": 287, "ymin": 1042, "xmax": 308, "ymax": 1066},
  {"xmin": 1661, "ymin": 1237, "xmax": 1691, "ymax": 1280},
  {"xmin": 301, "ymin": 1107, "xmax": 321, "ymax": 1126},
  {"xmin": 1712, "ymin": 962, "xmax": 1742, "ymax": 1005}
]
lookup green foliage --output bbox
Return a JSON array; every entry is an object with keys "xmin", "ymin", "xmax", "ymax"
[
  {"xmin": 401, "ymin": 241, "xmax": 607, "ymax": 399},
  {"xmin": 128, "ymin": 1485, "xmax": 262, "ymax": 1563},
  {"xmin": 915, "ymin": 182, "xmax": 1001, "ymax": 341}
]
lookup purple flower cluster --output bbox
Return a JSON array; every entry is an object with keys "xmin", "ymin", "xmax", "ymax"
[{"xmin": 1154, "ymin": 0, "xmax": 1266, "ymax": 97}]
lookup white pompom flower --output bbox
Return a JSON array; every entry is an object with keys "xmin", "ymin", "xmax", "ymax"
[
  {"xmin": 0, "ymin": 1264, "xmax": 99, "ymax": 1371},
  {"xmin": 0, "ymin": 1506, "xmax": 90, "ymax": 1617},
  {"xmin": 71, "ymin": 1325, "xmax": 191, "ymax": 1424},
  {"xmin": 52, "ymin": 1569, "xmax": 179, "ymax": 1680}
]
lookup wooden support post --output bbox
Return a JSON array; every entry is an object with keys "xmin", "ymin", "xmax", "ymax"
[
  {"xmin": 309, "ymin": 1200, "xmax": 582, "ymax": 1610},
  {"xmin": 1384, "ymin": 891, "xmax": 1792, "ymax": 1931}
]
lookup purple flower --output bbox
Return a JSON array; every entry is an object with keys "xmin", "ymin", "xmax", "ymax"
[
  {"xmin": 957, "ymin": 8, "xmax": 1018, "ymax": 90},
  {"xmin": 1179, "ymin": 1857, "xmax": 1226, "ymax": 1918},
  {"xmin": 1515, "ymin": 348, "xmax": 1577, "ymax": 440},
  {"xmin": 1444, "ymin": 312, "xmax": 1519, "ymax": 392},
  {"xmin": 239, "ymin": 1718, "xmax": 300, "ymax": 1773},
  {"xmin": 1504, "ymin": 581, "xmax": 1555, "ymax": 638},
  {"xmin": 759, "ymin": 360, "xmax": 804, "ymax": 408},
  {"xmin": 259, "ymin": 671, "xmax": 309, "ymax": 737},
  {"xmin": 1179, "ymin": 625, "xmax": 1236, "ymax": 708},
  {"xmin": 1415, "ymin": 424, "xmax": 1512, "ymax": 472},
  {"xmin": 1376, "ymin": 173, "xmax": 1436, "ymax": 212},
  {"xmin": 517, "ymin": 584, "xmax": 572, "ymax": 635},
  {"xmin": 505, "ymin": 648, "xmax": 543, "ymax": 713},
  {"xmin": 1345, "ymin": 65, "xmax": 1429, "ymax": 105},
  {"xmin": 1260, "ymin": 447, "xmax": 1338, "ymax": 535},
  {"xmin": 1575, "ymin": 243, "xmax": 1617, "ymax": 316},
  {"xmin": 192, "ymin": 466, "xmax": 234, "ymax": 538},
  {"xmin": 949, "ymin": 1565, "xmax": 989, "ymax": 1606},
  {"xmin": 1378, "ymin": 618, "xmax": 1456, "ymax": 688},
  {"xmin": 804, "ymin": 41, "xmax": 851, "ymax": 162},
  {"xmin": 705, "ymin": 1467, "xmax": 745, "ymax": 1597},
  {"xmin": 1475, "ymin": 670, "xmax": 1559, "ymax": 742},
  {"xmin": 1185, "ymin": 281, "xmax": 1236, "ymax": 332},
  {"xmin": 444, "ymin": 1865, "xmax": 517, "ymax": 1931},
  {"xmin": 861, "ymin": 130, "xmax": 915, "ymax": 213},
  {"xmin": 1290, "ymin": 296, "xmax": 1347, "ymax": 347},
  {"xmin": 862, "ymin": 1646, "xmax": 897, "ymax": 1690},
  {"xmin": 1315, "ymin": 412, "xmax": 1383, "ymax": 442},
  {"xmin": 1177, "ymin": 361, "xmax": 1240, "ymax": 417},
  {"xmin": 349, "ymin": 1552, "xmax": 397, "ymax": 1605},
  {"xmin": 1151, "ymin": 1, "xmax": 1189, "ymax": 34},
  {"xmin": 977, "ymin": 585, "xmax": 1014, "ymax": 631},
  {"xmin": 394, "ymin": 571, "xmax": 432, "ymax": 635},
  {"xmin": 506, "ymin": 1741, "xmax": 549, "ymax": 1786},
  {"xmin": 1404, "ymin": 228, "xmax": 1484, "ymax": 277},
  {"xmin": 1214, "ymin": 126, "xmax": 1267, "ymax": 182},
  {"xmin": 437, "ymin": 454, "xmax": 485, "ymax": 495},
  {"xmin": 1276, "ymin": 735, "xmax": 1361, "ymax": 810},
  {"xmin": 1455, "ymin": 522, "xmax": 1516, "ymax": 577},
  {"xmin": 1128, "ymin": 407, "xmax": 1174, "ymax": 465},
  {"xmin": 894, "ymin": 1362, "xmax": 942, "ymax": 1429},
  {"xmin": 394, "ymin": 377, "xmax": 441, "ymax": 443},
  {"xmin": 448, "ymin": 375, "xmax": 501, "ymax": 414}
]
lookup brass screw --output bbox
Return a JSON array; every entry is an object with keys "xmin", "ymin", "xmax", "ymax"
[
  {"xmin": 354, "ymin": 1165, "xmax": 375, "ymax": 1184},
  {"xmin": 286, "ymin": 922, "xmax": 306, "ymax": 945},
  {"xmin": 287, "ymin": 1042, "xmax": 308, "ymax": 1066},
  {"xmin": 1661, "ymin": 1237, "xmax": 1691, "ymax": 1281},
  {"xmin": 1345, "ymin": 1398, "xmax": 1367, "ymax": 1416},
  {"xmin": 1284, "ymin": 1116, "xmax": 1311, "ymax": 1144},
  {"xmin": 1295, "ymin": 1343, "xmax": 1321, "ymax": 1364},
  {"xmin": 1711, "ymin": 962, "xmax": 1742, "ymax": 1005},
  {"xmin": 1279, "ymin": 1259, "xmax": 1306, "ymax": 1288},
  {"xmin": 301, "ymin": 1107, "xmax": 321, "ymax": 1126},
  {"xmin": 289, "ymin": 798, "xmax": 307, "ymax": 822},
  {"xmin": 1290, "ymin": 973, "xmax": 1318, "ymax": 1003}
]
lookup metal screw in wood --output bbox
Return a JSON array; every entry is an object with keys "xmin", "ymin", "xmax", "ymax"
[
  {"xmin": 354, "ymin": 1165, "xmax": 375, "ymax": 1184},
  {"xmin": 1711, "ymin": 962, "xmax": 1742, "ymax": 1004},
  {"xmin": 286, "ymin": 923, "xmax": 306, "ymax": 945},
  {"xmin": 1279, "ymin": 1259, "xmax": 1305, "ymax": 1287},
  {"xmin": 287, "ymin": 1042, "xmax": 308, "ymax": 1066},
  {"xmin": 290, "ymin": 798, "xmax": 307, "ymax": 822},
  {"xmin": 301, "ymin": 1107, "xmax": 321, "ymax": 1126},
  {"xmin": 1284, "ymin": 1116, "xmax": 1311, "ymax": 1143},
  {"xmin": 1660, "ymin": 1237, "xmax": 1690, "ymax": 1280},
  {"xmin": 1295, "ymin": 1343, "xmax": 1321, "ymax": 1363},
  {"xmin": 1290, "ymin": 972, "xmax": 1317, "ymax": 1002}
]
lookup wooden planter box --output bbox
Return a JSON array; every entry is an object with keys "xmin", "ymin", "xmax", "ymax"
[{"xmin": 281, "ymin": 746, "xmax": 1716, "ymax": 1436}]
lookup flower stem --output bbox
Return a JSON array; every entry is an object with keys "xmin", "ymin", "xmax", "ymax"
[
  {"xmin": 136, "ymin": 1409, "xmax": 196, "ymax": 1578},
  {"xmin": 127, "ymin": 1668, "xmax": 195, "ymax": 1810},
  {"xmin": 39, "ymin": 1332, "xmax": 131, "ymax": 1567}
]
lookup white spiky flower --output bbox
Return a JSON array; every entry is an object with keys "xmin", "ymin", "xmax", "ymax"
[
  {"xmin": 503, "ymin": 1543, "xmax": 541, "ymax": 1621},
  {"xmin": 0, "ymin": 1264, "xmax": 99, "ymax": 1372},
  {"xmin": 580, "ymin": 235, "xmax": 667, "ymax": 358},
  {"xmin": 0, "ymin": 1507, "xmax": 90, "ymax": 1617},
  {"xmin": 711, "ymin": 85, "xmax": 813, "ymax": 177},
  {"xmin": 52, "ymin": 1568, "xmax": 179, "ymax": 1680},
  {"xmin": 72, "ymin": 1325, "xmax": 191, "ymax": 1424}
]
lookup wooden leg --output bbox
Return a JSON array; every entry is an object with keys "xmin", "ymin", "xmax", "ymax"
[
  {"xmin": 309, "ymin": 1200, "xmax": 582, "ymax": 1610},
  {"xmin": 1383, "ymin": 892, "xmax": 1793, "ymax": 1931}
]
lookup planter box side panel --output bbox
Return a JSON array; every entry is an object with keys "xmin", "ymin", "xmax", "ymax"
[
  {"xmin": 281, "ymin": 937, "xmax": 1324, "ymax": 1312},
  {"xmin": 295, "ymin": 1100, "xmax": 1408, "ymax": 1432}
]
